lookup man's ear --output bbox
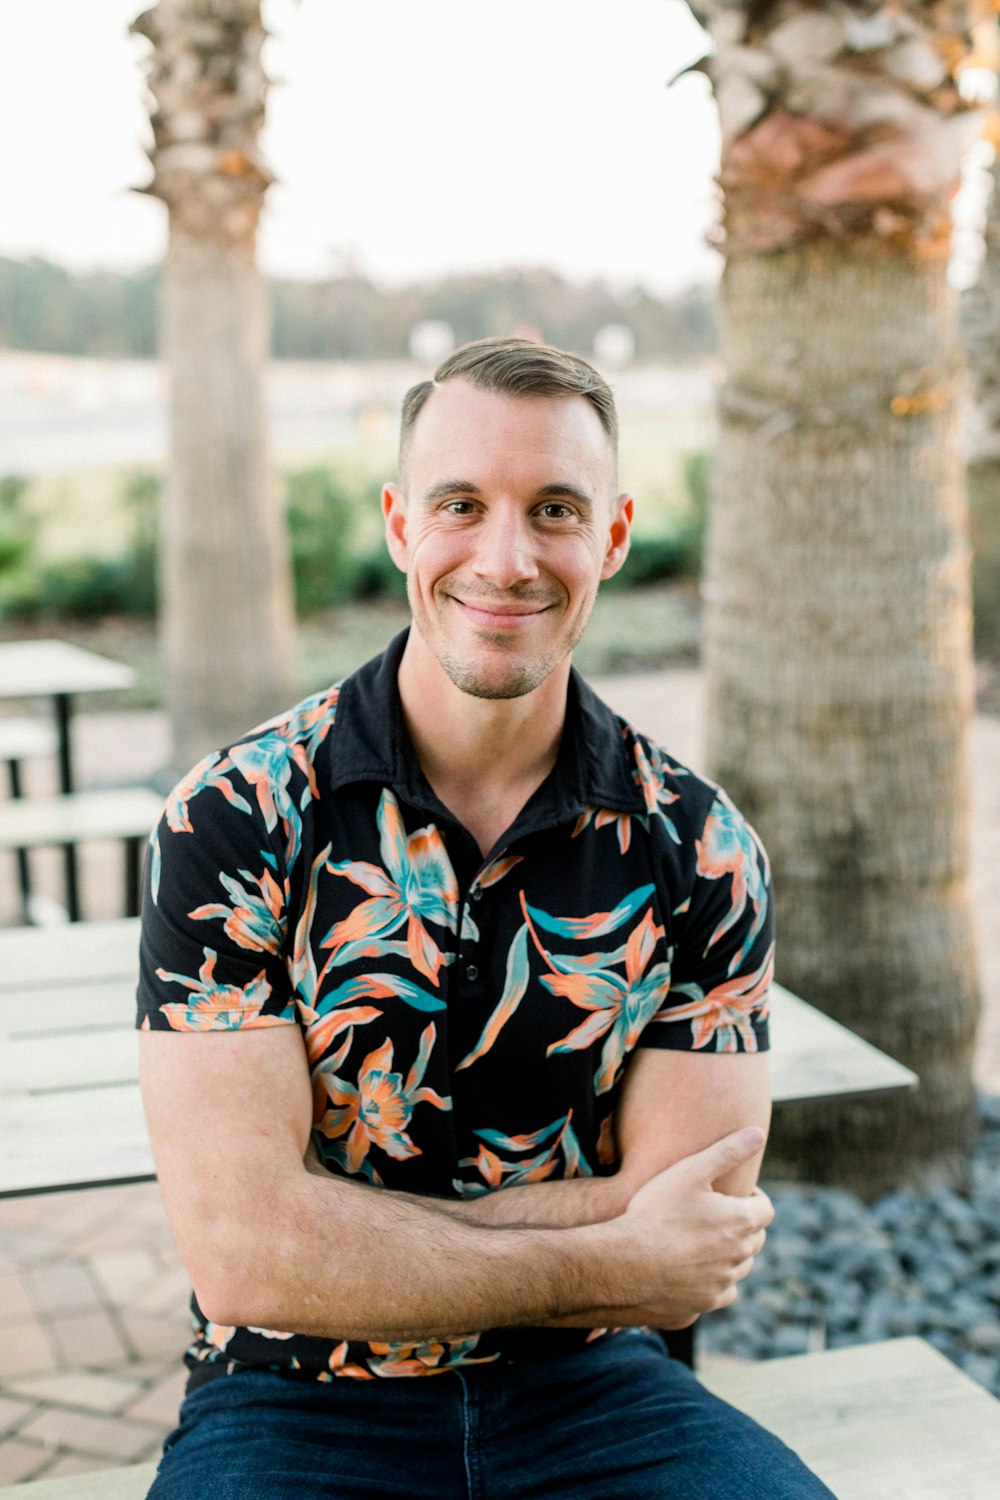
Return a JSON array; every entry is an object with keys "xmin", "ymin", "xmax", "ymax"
[
  {"xmin": 382, "ymin": 483, "xmax": 409, "ymax": 573},
  {"xmin": 600, "ymin": 493, "xmax": 634, "ymax": 581}
]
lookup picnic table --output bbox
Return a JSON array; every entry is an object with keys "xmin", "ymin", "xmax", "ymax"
[
  {"xmin": 0, "ymin": 918, "xmax": 917, "ymax": 1199},
  {"xmin": 0, "ymin": 639, "xmax": 136, "ymax": 919}
]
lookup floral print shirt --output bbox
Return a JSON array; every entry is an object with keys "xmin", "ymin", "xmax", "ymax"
[{"xmin": 136, "ymin": 630, "xmax": 773, "ymax": 1388}]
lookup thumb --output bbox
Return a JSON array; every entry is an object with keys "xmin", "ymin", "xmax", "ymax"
[{"xmin": 683, "ymin": 1126, "xmax": 765, "ymax": 1186}]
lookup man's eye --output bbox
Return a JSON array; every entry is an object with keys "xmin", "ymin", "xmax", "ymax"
[
  {"xmin": 540, "ymin": 503, "xmax": 572, "ymax": 519},
  {"xmin": 445, "ymin": 500, "xmax": 475, "ymax": 515}
]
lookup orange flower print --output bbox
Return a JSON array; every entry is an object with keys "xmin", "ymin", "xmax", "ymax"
[
  {"xmin": 573, "ymin": 806, "xmax": 638, "ymax": 854},
  {"xmin": 455, "ymin": 1112, "xmax": 591, "ymax": 1196},
  {"xmin": 327, "ymin": 1341, "xmax": 375, "ymax": 1379},
  {"xmin": 189, "ymin": 864, "xmax": 285, "ymax": 954},
  {"xmin": 695, "ymin": 793, "xmax": 770, "ymax": 974},
  {"xmin": 228, "ymin": 736, "xmax": 316, "ymax": 873},
  {"xmin": 161, "ymin": 688, "xmax": 339, "ymax": 882},
  {"xmin": 251, "ymin": 685, "xmax": 339, "ymax": 764},
  {"xmin": 535, "ymin": 906, "xmax": 672, "ymax": 1094},
  {"xmin": 288, "ymin": 845, "xmax": 332, "ymax": 1010},
  {"xmin": 363, "ymin": 1335, "xmax": 496, "ymax": 1376},
  {"xmin": 323, "ymin": 791, "xmax": 458, "ymax": 986},
  {"xmin": 667, "ymin": 945, "xmax": 774, "ymax": 1052},
  {"xmin": 163, "ymin": 751, "xmax": 250, "ymax": 835},
  {"xmin": 632, "ymin": 737, "xmax": 683, "ymax": 845},
  {"xmin": 315, "ymin": 1022, "xmax": 451, "ymax": 1181},
  {"xmin": 156, "ymin": 949, "xmax": 284, "ymax": 1030}
]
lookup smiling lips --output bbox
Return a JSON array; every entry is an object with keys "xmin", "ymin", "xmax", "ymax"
[{"xmin": 453, "ymin": 597, "xmax": 553, "ymax": 629}]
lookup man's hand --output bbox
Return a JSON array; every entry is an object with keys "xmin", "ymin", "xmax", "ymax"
[{"xmin": 593, "ymin": 1127, "xmax": 773, "ymax": 1328}]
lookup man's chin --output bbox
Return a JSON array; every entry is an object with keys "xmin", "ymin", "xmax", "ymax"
[
  {"xmin": 446, "ymin": 666, "xmax": 550, "ymax": 701},
  {"xmin": 439, "ymin": 652, "xmax": 561, "ymax": 702}
]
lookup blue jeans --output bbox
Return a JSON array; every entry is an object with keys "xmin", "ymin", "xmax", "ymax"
[{"xmin": 147, "ymin": 1331, "xmax": 834, "ymax": 1499}]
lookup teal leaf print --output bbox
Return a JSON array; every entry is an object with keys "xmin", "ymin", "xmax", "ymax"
[
  {"xmin": 189, "ymin": 866, "xmax": 285, "ymax": 954},
  {"xmin": 455, "ymin": 1111, "xmax": 592, "ymax": 1195},
  {"xmin": 695, "ymin": 793, "xmax": 770, "ymax": 975},
  {"xmin": 456, "ymin": 922, "xmax": 530, "ymax": 1069},
  {"xmin": 525, "ymin": 883, "xmax": 655, "ymax": 941}
]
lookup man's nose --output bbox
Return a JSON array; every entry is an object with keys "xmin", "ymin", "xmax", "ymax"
[{"xmin": 471, "ymin": 514, "xmax": 540, "ymax": 588}]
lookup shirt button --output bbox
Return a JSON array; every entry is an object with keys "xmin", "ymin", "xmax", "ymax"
[{"xmin": 465, "ymin": 964, "xmax": 479, "ymax": 982}]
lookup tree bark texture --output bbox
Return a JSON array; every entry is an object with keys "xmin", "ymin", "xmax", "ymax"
[
  {"xmin": 132, "ymin": 1, "xmax": 296, "ymax": 774},
  {"xmin": 963, "ymin": 148, "xmax": 1000, "ymax": 655},
  {"xmin": 688, "ymin": 0, "xmax": 983, "ymax": 1191}
]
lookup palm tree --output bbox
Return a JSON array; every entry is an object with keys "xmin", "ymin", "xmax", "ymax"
[
  {"xmin": 131, "ymin": 0, "xmax": 296, "ymax": 775},
  {"xmin": 686, "ymin": 0, "xmax": 983, "ymax": 1192},
  {"xmin": 964, "ymin": 119, "xmax": 1000, "ymax": 659}
]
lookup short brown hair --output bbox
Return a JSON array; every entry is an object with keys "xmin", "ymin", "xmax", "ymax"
[{"xmin": 399, "ymin": 336, "xmax": 618, "ymax": 474}]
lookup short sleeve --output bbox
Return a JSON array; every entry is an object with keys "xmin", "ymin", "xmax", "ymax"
[
  {"xmin": 136, "ymin": 749, "xmax": 295, "ymax": 1032},
  {"xmin": 641, "ymin": 788, "xmax": 773, "ymax": 1054}
]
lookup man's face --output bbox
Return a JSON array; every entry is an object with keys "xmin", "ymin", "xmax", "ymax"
[{"xmin": 382, "ymin": 379, "xmax": 633, "ymax": 700}]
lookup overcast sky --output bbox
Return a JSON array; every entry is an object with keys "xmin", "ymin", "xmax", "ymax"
[{"xmin": 0, "ymin": 0, "xmax": 722, "ymax": 291}]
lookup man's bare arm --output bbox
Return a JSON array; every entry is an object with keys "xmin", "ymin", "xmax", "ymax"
[
  {"xmin": 433, "ymin": 1046, "xmax": 771, "ymax": 1233},
  {"xmin": 536, "ymin": 1045, "xmax": 771, "ymax": 1324},
  {"xmin": 141, "ymin": 1026, "xmax": 770, "ymax": 1342}
]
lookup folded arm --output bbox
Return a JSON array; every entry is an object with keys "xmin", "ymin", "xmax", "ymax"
[
  {"xmin": 141, "ymin": 1026, "xmax": 770, "ymax": 1343},
  {"xmin": 444, "ymin": 1044, "xmax": 771, "ymax": 1231}
]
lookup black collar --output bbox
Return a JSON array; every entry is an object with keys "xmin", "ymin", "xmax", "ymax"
[{"xmin": 327, "ymin": 629, "xmax": 645, "ymax": 827}]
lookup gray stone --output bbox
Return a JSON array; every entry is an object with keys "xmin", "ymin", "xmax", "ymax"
[
  {"xmin": 958, "ymin": 1352, "xmax": 1000, "ymax": 1390},
  {"xmin": 963, "ymin": 1322, "xmax": 1000, "ymax": 1354},
  {"xmin": 886, "ymin": 1300, "xmax": 929, "ymax": 1337},
  {"xmin": 702, "ymin": 1101, "xmax": 1000, "ymax": 1400},
  {"xmin": 914, "ymin": 1265, "xmax": 955, "ymax": 1299}
]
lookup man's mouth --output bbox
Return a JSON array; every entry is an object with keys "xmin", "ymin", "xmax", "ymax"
[{"xmin": 453, "ymin": 598, "xmax": 550, "ymax": 628}]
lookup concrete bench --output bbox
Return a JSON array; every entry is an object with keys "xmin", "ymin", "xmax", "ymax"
[
  {"xmin": 0, "ymin": 788, "xmax": 162, "ymax": 919},
  {"xmin": 2, "ymin": 1338, "xmax": 998, "ymax": 1498}
]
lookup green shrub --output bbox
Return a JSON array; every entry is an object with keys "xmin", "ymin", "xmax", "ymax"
[
  {"xmin": 349, "ymin": 545, "xmax": 408, "ymax": 602},
  {"xmin": 605, "ymin": 449, "xmax": 708, "ymax": 590},
  {"xmin": 0, "ymin": 475, "xmax": 40, "ymax": 616},
  {"xmin": 286, "ymin": 467, "xmax": 364, "ymax": 610},
  {"xmin": 33, "ymin": 556, "xmax": 135, "ymax": 618},
  {"xmin": 121, "ymin": 468, "xmax": 160, "ymax": 615},
  {"xmin": 0, "ymin": 475, "xmax": 34, "ymax": 574},
  {"xmin": 0, "ymin": 468, "xmax": 159, "ymax": 622}
]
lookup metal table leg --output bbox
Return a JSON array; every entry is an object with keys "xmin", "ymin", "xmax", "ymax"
[
  {"xmin": 5, "ymin": 757, "xmax": 32, "ymax": 924},
  {"xmin": 53, "ymin": 693, "xmax": 81, "ymax": 921}
]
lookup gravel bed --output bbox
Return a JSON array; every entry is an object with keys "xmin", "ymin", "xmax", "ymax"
[{"xmin": 699, "ymin": 1094, "xmax": 1000, "ymax": 1396}]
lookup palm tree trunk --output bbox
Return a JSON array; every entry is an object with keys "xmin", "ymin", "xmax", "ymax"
[
  {"xmin": 688, "ymin": 0, "xmax": 982, "ymax": 1192},
  {"xmin": 132, "ymin": 1, "xmax": 296, "ymax": 774},
  {"xmin": 964, "ymin": 147, "xmax": 1000, "ymax": 656}
]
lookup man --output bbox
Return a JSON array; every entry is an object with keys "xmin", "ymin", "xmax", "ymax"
[{"xmin": 138, "ymin": 338, "xmax": 833, "ymax": 1497}]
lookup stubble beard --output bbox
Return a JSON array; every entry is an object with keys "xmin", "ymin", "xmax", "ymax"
[
  {"xmin": 410, "ymin": 583, "xmax": 597, "ymax": 701},
  {"xmin": 437, "ymin": 647, "xmax": 560, "ymax": 701}
]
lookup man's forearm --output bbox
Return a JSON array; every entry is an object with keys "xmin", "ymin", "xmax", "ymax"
[
  {"xmin": 210, "ymin": 1167, "xmax": 622, "ymax": 1344},
  {"xmin": 306, "ymin": 1144, "xmax": 628, "ymax": 1232},
  {"xmin": 201, "ymin": 1128, "xmax": 770, "ymax": 1345},
  {"xmin": 447, "ymin": 1174, "xmax": 628, "ymax": 1229},
  {"xmin": 301, "ymin": 1153, "xmax": 637, "ymax": 1331}
]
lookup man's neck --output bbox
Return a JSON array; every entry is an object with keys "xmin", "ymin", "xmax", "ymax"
[{"xmin": 396, "ymin": 631, "xmax": 569, "ymax": 855}]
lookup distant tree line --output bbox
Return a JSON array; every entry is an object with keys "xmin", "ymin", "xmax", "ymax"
[{"xmin": 0, "ymin": 256, "xmax": 716, "ymax": 362}]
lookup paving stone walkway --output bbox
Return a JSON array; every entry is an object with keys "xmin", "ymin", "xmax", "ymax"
[{"xmin": 1, "ymin": 672, "xmax": 998, "ymax": 1487}]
